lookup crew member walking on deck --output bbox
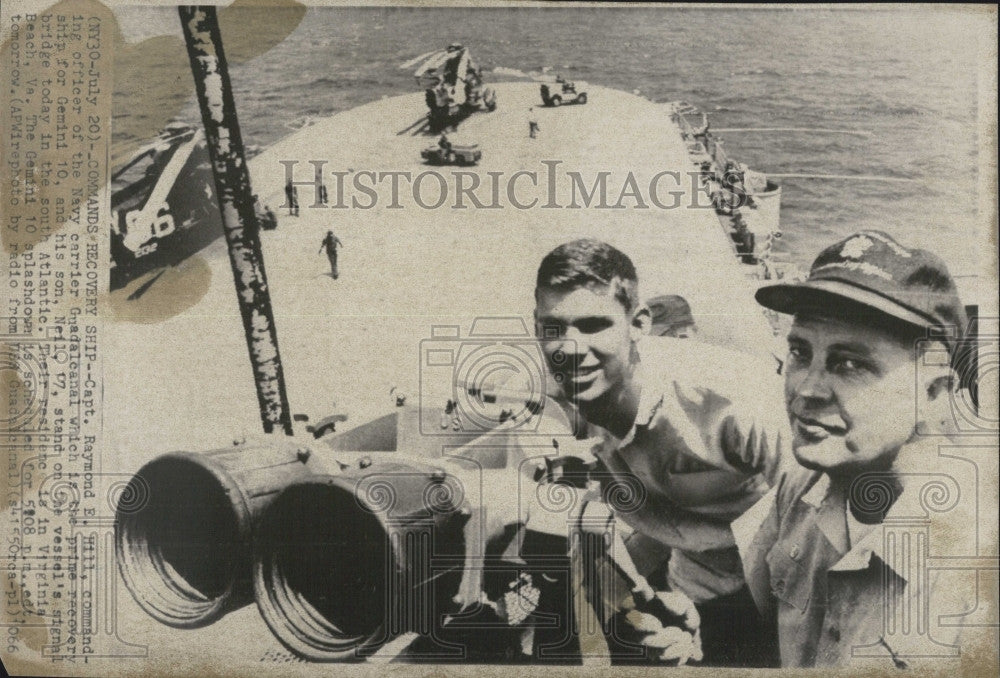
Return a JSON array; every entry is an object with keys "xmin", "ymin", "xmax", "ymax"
[
  {"xmin": 319, "ymin": 230, "xmax": 343, "ymax": 279},
  {"xmin": 285, "ymin": 180, "xmax": 299, "ymax": 217},
  {"xmin": 315, "ymin": 164, "xmax": 329, "ymax": 205}
]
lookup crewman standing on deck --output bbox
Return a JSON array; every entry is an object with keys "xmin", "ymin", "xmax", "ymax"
[
  {"xmin": 285, "ymin": 180, "xmax": 299, "ymax": 217},
  {"xmin": 528, "ymin": 107, "xmax": 540, "ymax": 139},
  {"xmin": 318, "ymin": 230, "xmax": 343, "ymax": 279}
]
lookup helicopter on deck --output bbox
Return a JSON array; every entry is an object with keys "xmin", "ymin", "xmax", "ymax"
[{"xmin": 412, "ymin": 43, "xmax": 497, "ymax": 132}]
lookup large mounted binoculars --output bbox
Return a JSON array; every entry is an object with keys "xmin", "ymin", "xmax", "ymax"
[{"xmin": 115, "ymin": 403, "xmax": 655, "ymax": 661}]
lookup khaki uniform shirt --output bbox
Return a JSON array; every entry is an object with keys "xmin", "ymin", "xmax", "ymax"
[{"xmin": 734, "ymin": 442, "xmax": 979, "ymax": 668}]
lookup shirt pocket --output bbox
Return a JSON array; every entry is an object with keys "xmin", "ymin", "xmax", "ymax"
[{"xmin": 766, "ymin": 545, "xmax": 812, "ymax": 612}]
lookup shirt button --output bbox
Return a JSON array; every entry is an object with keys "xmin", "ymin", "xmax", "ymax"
[
  {"xmin": 828, "ymin": 626, "xmax": 841, "ymax": 642},
  {"xmin": 790, "ymin": 545, "xmax": 801, "ymax": 560}
]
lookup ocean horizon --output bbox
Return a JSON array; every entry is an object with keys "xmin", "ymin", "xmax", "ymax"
[{"xmin": 112, "ymin": 5, "xmax": 989, "ymax": 278}]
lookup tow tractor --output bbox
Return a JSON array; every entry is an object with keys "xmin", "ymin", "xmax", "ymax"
[{"xmin": 421, "ymin": 138, "xmax": 482, "ymax": 166}]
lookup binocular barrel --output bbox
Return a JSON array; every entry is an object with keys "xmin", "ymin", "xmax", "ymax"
[
  {"xmin": 114, "ymin": 445, "xmax": 314, "ymax": 627},
  {"xmin": 252, "ymin": 461, "xmax": 470, "ymax": 661},
  {"xmin": 114, "ymin": 417, "xmax": 581, "ymax": 659}
]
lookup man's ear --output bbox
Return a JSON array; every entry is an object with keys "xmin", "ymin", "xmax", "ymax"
[
  {"xmin": 920, "ymin": 341, "xmax": 956, "ymax": 402},
  {"xmin": 630, "ymin": 305, "xmax": 652, "ymax": 339},
  {"xmin": 925, "ymin": 369, "xmax": 955, "ymax": 402},
  {"xmin": 916, "ymin": 347, "xmax": 958, "ymax": 435}
]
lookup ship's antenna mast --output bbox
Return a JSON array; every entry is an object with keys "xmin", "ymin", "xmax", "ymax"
[{"xmin": 179, "ymin": 6, "xmax": 294, "ymax": 435}]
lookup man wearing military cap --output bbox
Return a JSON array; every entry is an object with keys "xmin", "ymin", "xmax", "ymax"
[
  {"xmin": 735, "ymin": 229, "xmax": 977, "ymax": 668},
  {"xmin": 647, "ymin": 294, "xmax": 698, "ymax": 338}
]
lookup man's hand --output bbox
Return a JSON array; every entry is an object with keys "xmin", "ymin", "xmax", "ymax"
[
  {"xmin": 531, "ymin": 437, "xmax": 601, "ymax": 485},
  {"xmin": 620, "ymin": 590, "xmax": 703, "ymax": 664}
]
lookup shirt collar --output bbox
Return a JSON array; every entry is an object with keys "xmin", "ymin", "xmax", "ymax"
[
  {"xmin": 803, "ymin": 440, "xmax": 943, "ymax": 581},
  {"xmin": 801, "ymin": 472, "xmax": 830, "ymax": 510},
  {"xmin": 613, "ymin": 360, "xmax": 663, "ymax": 447},
  {"xmin": 798, "ymin": 475, "xmax": 890, "ymax": 575}
]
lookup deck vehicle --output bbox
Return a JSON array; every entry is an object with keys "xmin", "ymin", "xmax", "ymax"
[
  {"xmin": 540, "ymin": 79, "xmax": 588, "ymax": 106},
  {"xmin": 421, "ymin": 142, "xmax": 482, "ymax": 165}
]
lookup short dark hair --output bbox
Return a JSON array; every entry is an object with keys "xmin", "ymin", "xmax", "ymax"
[{"xmin": 535, "ymin": 239, "xmax": 639, "ymax": 313}]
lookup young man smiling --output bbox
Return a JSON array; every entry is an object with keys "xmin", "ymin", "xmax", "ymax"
[
  {"xmin": 533, "ymin": 238, "xmax": 788, "ymax": 666},
  {"xmin": 738, "ymin": 229, "xmax": 978, "ymax": 668}
]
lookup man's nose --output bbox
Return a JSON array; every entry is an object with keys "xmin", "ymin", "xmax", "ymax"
[
  {"xmin": 557, "ymin": 327, "xmax": 591, "ymax": 356},
  {"xmin": 788, "ymin": 366, "xmax": 833, "ymax": 401},
  {"xmin": 545, "ymin": 335, "xmax": 582, "ymax": 364}
]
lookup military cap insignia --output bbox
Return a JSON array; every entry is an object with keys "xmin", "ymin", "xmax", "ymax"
[{"xmin": 839, "ymin": 235, "xmax": 874, "ymax": 260}]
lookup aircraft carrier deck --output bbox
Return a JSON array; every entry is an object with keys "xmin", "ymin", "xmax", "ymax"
[
  {"xmin": 106, "ymin": 82, "xmax": 777, "ymax": 454},
  {"xmin": 101, "ymin": 82, "xmax": 782, "ymax": 669}
]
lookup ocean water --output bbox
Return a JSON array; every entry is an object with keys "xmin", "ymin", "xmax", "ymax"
[{"xmin": 113, "ymin": 6, "xmax": 988, "ymax": 277}]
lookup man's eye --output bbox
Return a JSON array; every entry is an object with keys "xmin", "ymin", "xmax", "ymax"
[
  {"xmin": 829, "ymin": 357, "xmax": 867, "ymax": 376},
  {"xmin": 576, "ymin": 319, "xmax": 612, "ymax": 334}
]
